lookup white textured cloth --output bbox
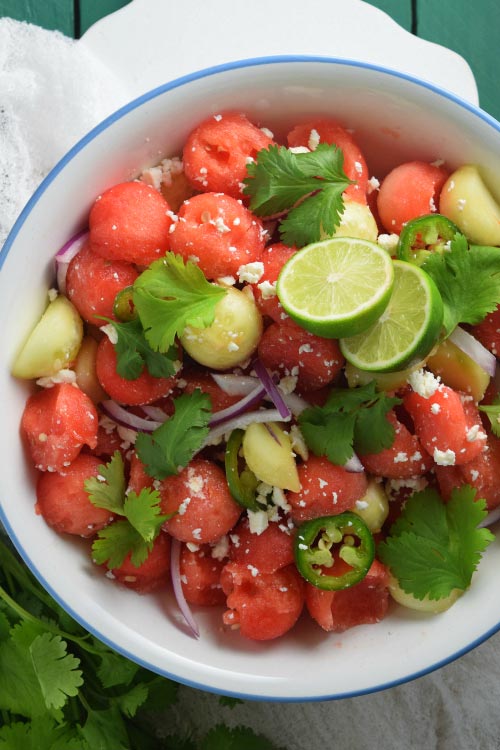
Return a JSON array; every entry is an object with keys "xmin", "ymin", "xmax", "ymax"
[{"xmin": 2, "ymin": 16, "xmax": 500, "ymax": 749}]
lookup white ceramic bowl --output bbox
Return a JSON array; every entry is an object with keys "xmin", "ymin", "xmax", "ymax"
[{"xmin": 2, "ymin": 57, "xmax": 500, "ymax": 702}]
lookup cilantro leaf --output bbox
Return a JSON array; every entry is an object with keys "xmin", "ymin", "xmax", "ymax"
[
  {"xmin": 123, "ymin": 489, "xmax": 168, "ymax": 543},
  {"xmin": 79, "ymin": 706, "xmax": 130, "ymax": 750},
  {"xmin": 133, "ymin": 253, "xmax": 227, "ymax": 352},
  {"xmin": 298, "ymin": 382, "xmax": 401, "ymax": 465},
  {"xmin": 378, "ymin": 485, "xmax": 494, "ymax": 600},
  {"xmin": 243, "ymin": 143, "xmax": 352, "ymax": 246},
  {"xmin": 422, "ymin": 233, "xmax": 500, "ymax": 336},
  {"xmin": 85, "ymin": 451, "xmax": 126, "ymax": 514},
  {"xmin": 108, "ymin": 317, "xmax": 179, "ymax": 380},
  {"xmin": 91, "ymin": 519, "xmax": 152, "ymax": 569},
  {"xmin": 29, "ymin": 632, "xmax": 83, "ymax": 711},
  {"xmin": 86, "ymin": 453, "xmax": 168, "ymax": 569},
  {"xmin": 479, "ymin": 396, "xmax": 500, "ymax": 437},
  {"xmin": 136, "ymin": 390, "xmax": 212, "ymax": 479}
]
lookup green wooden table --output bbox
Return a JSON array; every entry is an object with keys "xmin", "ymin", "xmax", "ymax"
[{"xmin": 1, "ymin": 0, "xmax": 498, "ymax": 120}]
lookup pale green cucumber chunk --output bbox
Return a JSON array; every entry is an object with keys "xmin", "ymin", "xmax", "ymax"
[{"xmin": 12, "ymin": 295, "xmax": 83, "ymax": 379}]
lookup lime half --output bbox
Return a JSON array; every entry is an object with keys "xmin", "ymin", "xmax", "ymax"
[
  {"xmin": 276, "ymin": 237, "xmax": 394, "ymax": 338},
  {"xmin": 340, "ymin": 260, "xmax": 444, "ymax": 372}
]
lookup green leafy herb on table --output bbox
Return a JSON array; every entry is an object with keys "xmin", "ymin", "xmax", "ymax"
[
  {"xmin": 0, "ymin": 537, "xmax": 284, "ymax": 750},
  {"xmin": 85, "ymin": 450, "xmax": 168, "ymax": 569},
  {"xmin": 132, "ymin": 252, "xmax": 228, "ymax": 353},
  {"xmin": 298, "ymin": 381, "xmax": 401, "ymax": 465},
  {"xmin": 378, "ymin": 485, "xmax": 494, "ymax": 600},
  {"xmin": 136, "ymin": 389, "xmax": 212, "ymax": 480},
  {"xmin": 422, "ymin": 233, "xmax": 500, "ymax": 336},
  {"xmin": 243, "ymin": 143, "xmax": 353, "ymax": 247}
]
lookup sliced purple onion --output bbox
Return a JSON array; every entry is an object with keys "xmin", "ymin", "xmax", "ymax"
[
  {"xmin": 170, "ymin": 538, "xmax": 200, "ymax": 639},
  {"xmin": 209, "ymin": 384, "xmax": 266, "ymax": 428},
  {"xmin": 479, "ymin": 505, "xmax": 500, "ymax": 528},
  {"xmin": 343, "ymin": 453, "xmax": 365, "ymax": 473},
  {"xmin": 99, "ymin": 400, "xmax": 162, "ymax": 433},
  {"xmin": 253, "ymin": 359, "xmax": 291, "ymax": 419},
  {"xmin": 211, "ymin": 373, "xmax": 260, "ymax": 396},
  {"xmin": 55, "ymin": 230, "xmax": 88, "ymax": 294},
  {"xmin": 202, "ymin": 408, "xmax": 291, "ymax": 448},
  {"xmin": 280, "ymin": 391, "xmax": 310, "ymax": 416},
  {"xmin": 141, "ymin": 405, "xmax": 169, "ymax": 422},
  {"xmin": 449, "ymin": 326, "xmax": 496, "ymax": 377}
]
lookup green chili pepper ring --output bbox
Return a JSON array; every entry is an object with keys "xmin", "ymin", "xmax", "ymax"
[
  {"xmin": 294, "ymin": 512, "xmax": 375, "ymax": 591},
  {"xmin": 397, "ymin": 214, "xmax": 460, "ymax": 264},
  {"xmin": 224, "ymin": 429, "xmax": 260, "ymax": 511}
]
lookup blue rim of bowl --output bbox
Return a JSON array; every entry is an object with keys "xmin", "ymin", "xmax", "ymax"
[{"xmin": 2, "ymin": 54, "xmax": 500, "ymax": 702}]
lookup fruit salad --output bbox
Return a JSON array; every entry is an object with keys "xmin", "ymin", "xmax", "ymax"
[{"xmin": 13, "ymin": 111, "xmax": 500, "ymax": 641}]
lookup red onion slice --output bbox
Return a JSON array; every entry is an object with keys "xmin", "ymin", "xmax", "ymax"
[
  {"xmin": 449, "ymin": 326, "xmax": 496, "ymax": 377},
  {"xmin": 100, "ymin": 400, "xmax": 162, "ymax": 433},
  {"xmin": 170, "ymin": 538, "xmax": 200, "ymax": 639},
  {"xmin": 253, "ymin": 359, "xmax": 291, "ymax": 419},
  {"xmin": 55, "ymin": 230, "xmax": 88, "ymax": 294},
  {"xmin": 209, "ymin": 384, "xmax": 266, "ymax": 428},
  {"xmin": 141, "ymin": 405, "xmax": 169, "ymax": 422},
  {"xmin": 202, "ymin": 408, "xmax": 291, "ymax": 447},
  {"xmin": 479, "ymin": 505, "xmax": 500, "ymax": 528},
  {"xmin": 211, "ymin": 373, "xmax": 260, "ymax": 396}
]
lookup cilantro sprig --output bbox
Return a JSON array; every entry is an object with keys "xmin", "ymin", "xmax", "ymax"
[
  {"xmin": 85, "ymin": 451, "xmax": 169, "ymax": 569},
  {"xmin": 298, "ymin": 381, "xmax": 401, "ymax": 465},
  {"xmin": 243, "ymin": 143, "xmax": 353, "ymax": 246},
  {"xmin": 106, "ymin": 316, "xmax": 179, "ymax": 381},
  {"xmin": 132, "ymin": 252, "xmax": 227, "ymax": 352},
  {"xmin": 378, "ymin": 485, "xmax": 494, "ymax": 600},
  {"xmin": 422, "ymin": 233, "xmax": 500, "ymax": 336},
  {"xmin": 135, "ymin": 389, "xmax": 212, "ymax": 479},
  {"xmin": 0, "ymin": 536, "xmax": 283, "ymax": 749}
]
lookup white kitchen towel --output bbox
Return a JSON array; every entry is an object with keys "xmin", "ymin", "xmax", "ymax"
[{"xmin": 2, "ymin": 16, "xmax": 500, "ymax": 750}]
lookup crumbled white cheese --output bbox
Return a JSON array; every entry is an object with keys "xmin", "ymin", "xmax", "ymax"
[
  {"xmin": 247, "ymin": 509, "xmax": 269, "ymax": 535},
  {"xmin": 377, "ymin": 233, "xmax": 399, "ymax": 253},
  {"xmin": 36, "ymin": 368, "xmax": 77, "ymax": 388},
  {"xmin": 433, "ymin": 448, "xmax": 456, "ymax": 466},
  {"xmin": 307, "ymin": 128, "xmax": 320, "ymax": 151},
  {"xmin": 408, "ymin": 368, "xmax": 441, "ymax": 398},
  {"xmin": 237, "ymin": 261, "xmax": 265, "ymax": 284},
  {"xmin": 257, "ymin": 279, "xmax": 277, "ymax": 299}
]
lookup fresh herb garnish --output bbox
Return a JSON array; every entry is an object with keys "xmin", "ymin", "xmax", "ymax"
[
  {"xmin": 422, "ymin": 233, "xmax": 500, "ymax": 336},
  {"xmin": 479, "ymin": 395, "xmax": 500, "ymax": 437},
  {"xmin": 132, "ymin": 252, "xmax": 227, "ymax": 353},
  {"xmin": 135, "ymin": 389, "xmax": 212, "ymax": 480},
  {"xmin": 378, "ymin": 485, "xmax": 494, "ymax": 600},
  {"xmin": 298, "ymin": 381, "xmax": 401, "ymax": 465},
  {"xmin": 85, "ymin": 451, "xmax": 168, "ymax": 569},
  {"xmin": 0, "ymin": 536, "xmax": 283, "ymax": 749},
  {"xmin": 106, "ymin": 316, "xmax": 179, "ymax": 380},
  {"xmin": 243, "ymin": 143, "xmax": 353, "ymax": 247}
]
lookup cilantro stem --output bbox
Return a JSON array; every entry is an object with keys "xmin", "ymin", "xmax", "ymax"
[
  {"xmin": 0, "ymin": 583, "xmax": 104, "ymax": 656},
  {"xmin": 0, "ymin": 539, "xmax": 55, "ymax": 611}
]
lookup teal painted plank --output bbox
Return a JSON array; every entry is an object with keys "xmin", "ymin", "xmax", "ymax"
[
  {"xmin": 79, "ymin": 0, "xmax": 131, "ymax": 35},
  {"xmin": 417, "ymin": 0, "xmax": 500, "ymax": 121},
  {"xmin": 365, "ymin": 0, "xmax": 412, "ymax": 31},
  {"xmin": 0, "ymin": 0, "xmax": 74, "ymax": 36}
]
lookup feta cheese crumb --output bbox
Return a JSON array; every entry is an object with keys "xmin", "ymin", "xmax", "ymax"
[
  {"xmin": 257, "ymin": 279, "xmax": 277, "ymax": 299},
  {"xmin": 408, "ymin": 368, "xmax": 441, "ymax": 398},
  {"xmin": 377, "ymin": 233, "xmax": 399, "ymax": 253},
  {"xmin": 433, "ymin": 448, "xmax": 456, "ymax": 466},
  {"xmin": 36, "ymin": 369, "xmax": 77, "ymax": 388},
  {"xmin": 307, "ymin": 128, "xmax": 320, "ymax": 151},
  {"xmin": 237, "ymin": 261, "xmax": 265, "ymax": 284},
  {"xmin": 247, "ymin": 509, "xmax": 269, "ymax": 535}
]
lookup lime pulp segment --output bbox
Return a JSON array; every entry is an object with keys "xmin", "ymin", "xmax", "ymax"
[
  {"xmin": 339, "ymin": 260, "xmax": 444, "ymax": 372},
  {"xmin": 276, "ymin": 237, "xmax": 395, "ymax": 338}
]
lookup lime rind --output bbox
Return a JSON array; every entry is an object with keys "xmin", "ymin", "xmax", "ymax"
[
  {"xmin": 276, "ymin": 237, "xmax": 395, "ymax": 338},
  {"xmin": 340, "ymin": 260, "xmax": 444, "ymax": 372}
]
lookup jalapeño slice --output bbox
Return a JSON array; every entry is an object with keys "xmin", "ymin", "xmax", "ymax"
[
  {"xmin": 224, "ymin": 429, "xmax": 260, "ymax": 511},
  {"xmin": 294, "ymin": 512, "xmax": 375, "ymax": 590},
  {"xmin": 397, "ymin": 214, "xmax": 460, "ymax": 265}
]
